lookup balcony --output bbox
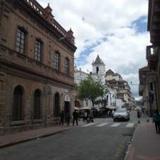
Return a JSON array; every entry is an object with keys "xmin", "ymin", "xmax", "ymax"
[
  {"xmin": 148, "ymin": 0, "xmax": 160, "ymax": 44},
  {"xmin": 146, "ymin": 46, "xmax": 158, "ymax": 71},
  {"xmin": 139, "ymin": 85, "xmax": 144, "ymax": 96},
  {"xmin": 0, "ymin": 44, "xmax": 74, "ymax": 87}
]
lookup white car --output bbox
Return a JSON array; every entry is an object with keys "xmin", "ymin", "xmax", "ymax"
[{"xmin": 113, "ymin": 108, "xmax": 130, "ymax": 121}]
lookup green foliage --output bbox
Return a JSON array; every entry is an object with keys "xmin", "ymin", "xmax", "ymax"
[{"xmin": 77, "ymin": 75, "xmax": 107, "ymax": 106}]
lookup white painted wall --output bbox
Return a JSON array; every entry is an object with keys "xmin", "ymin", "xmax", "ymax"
[
  {"xmin": 105, "ymin": 88, "xmax": 117, "ymax": 107},
  {"xmin": 74, "ymin": 70, "xmax": 88, "ymax": 85}
]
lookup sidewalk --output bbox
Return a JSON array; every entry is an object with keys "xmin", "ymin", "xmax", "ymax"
[
  {"xmin": 125, "ymin": 121, "xmax": 160, "ymax": 160},
  {"xmin": 0, "ymin": 119, "xmax": 85, "ymax": 148},
  {"xmin": 0, "ymin": 125, "xmax": 70, "ymax": 148}
]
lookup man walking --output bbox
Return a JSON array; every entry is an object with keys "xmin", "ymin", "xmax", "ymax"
[
  {"xmin": 153, "ymin": 110, "xmax": 160, "ymax": 133},
  {"xmin": 137, "ymin": 109, "xmax": 141, "ymax": 123},
  {"xmin": 60, "ymin": 110, "xmax": 65, "ymax": 126},
  {"xmin": 72, "ymin": 110, "xmax": 79, "ymax": 126}
]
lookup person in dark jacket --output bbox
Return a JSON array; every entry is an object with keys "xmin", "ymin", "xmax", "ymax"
[
  {"xmin": 137, "ymin": 110, "xmax": 141, "ymax": 123},
  {"xmin": 65, "ymin": 112, "xmax": 71, "ymax": 126},
  {"xmin": 72, "ymin": 110, "xmax": 79, "ymax": 126},
  {"xmin": 60, "ymin": 110, "xmax": 65, "ymax": 126},
  {"xmin": 153, "ymin": 110, "xmax": 160, "ymax": 133}
]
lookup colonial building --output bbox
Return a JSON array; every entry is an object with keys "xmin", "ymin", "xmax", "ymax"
[
  {"xmin": 74, "ymin": 67, "xmax": 89, "ymax": 85},
  {"xmin": 91, "ymin": 56, "xmax": 117, "ymax": 109},
  {"xmin": 139, "ymin": 0, "xmax": 160, "ymax": 115},
  {"xmin": 91, "ymin": 55, "xmax": 106, "ymax": 84},
  {"xmin": 139, "ymin": 66, "xmax": 155, "ymax": 114},
  {"xmin": 74, "ymin": 56, "xmax": 133, "ymax": 110},
  {"xmin": 0, "ymin": 0, "xmax": 76, "ymax": 134},
  {"xmin": 105, "ymin": 69, "xmax": 132, "ymax": 107},
  {"xmin": 74, "ymin": 67, "xmax": 91, "ymax": 108}
]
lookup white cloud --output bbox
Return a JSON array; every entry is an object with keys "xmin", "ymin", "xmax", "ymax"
[{"xmin": 38, "ymin": 0, "xmax": 149, "ymax": 98}]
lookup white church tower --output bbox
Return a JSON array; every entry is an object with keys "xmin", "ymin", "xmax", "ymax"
[{"xmin": 91, "ymin": 55, "xmax": 105, "ymax": 84}]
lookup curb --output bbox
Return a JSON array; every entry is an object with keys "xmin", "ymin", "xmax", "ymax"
[
  {"xmin": 0, "ymin": 128, "xmax": 69, "ymax": 149},
  {"xmin": 124, "ymin": 123, "xmax": 137, "ymax": 160}
]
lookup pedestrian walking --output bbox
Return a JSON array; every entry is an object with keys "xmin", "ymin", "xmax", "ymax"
[
  {"xmin": 137, "ymin": 109, "xmax": 141, "ymax": 123},
  {"xmin": 60, "ymin": 110, "xmax": 65, "ymax": 126},
  {"xmin": 153, "ymin": 110, "xmax": 160, "ymax": 133},
  {"xmin": 72, "ymin": 110, "xmax": 79, "ymax": 126},
  {"xmin": 89, "ymin": 110, "xmax": 94, "ymax": 122},
  {"xmin": 65, "ymin": 112, "xmax": 70, "ymax": 126}
]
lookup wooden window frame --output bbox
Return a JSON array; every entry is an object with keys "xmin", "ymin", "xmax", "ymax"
[
  {"xmin": 16, "ymin": 27, "xmax": 27, "ymax": 54},
  {"xmin": 34, "ymin": 39, "xmax": 43, "ymax": 62},
  {"xmin": 64, "ymin": 57, "xmax": 70, "ymax": 74}
]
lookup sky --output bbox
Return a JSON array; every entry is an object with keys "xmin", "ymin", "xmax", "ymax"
[{"xmin": 38, "ymin": 0, "xmax": 150, "ymax": 99}]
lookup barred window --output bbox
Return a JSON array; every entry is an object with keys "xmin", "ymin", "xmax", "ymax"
[
  {"xmin": 16, "ymin": 28, "xmax": 26, "ymax": 54},
  {"xmin": 34, "ymin": 39, "xmax": 43, "ymax": 62},
  {"xmin": 53, "ymin": 52, "xmax": 60, "ymax": 71},
  {"xmin": 64, "ymin": 58, "xmax": 69, "ymax": 74}
]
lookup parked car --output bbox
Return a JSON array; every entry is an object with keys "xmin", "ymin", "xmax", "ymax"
[{"xmin": 113, "ymin": 108, "xmax": 130, "ymax": 121}]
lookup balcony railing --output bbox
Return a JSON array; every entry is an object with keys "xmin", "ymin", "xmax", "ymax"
[
  {"xmin": 24, "ymin": 0, "xmax": 44, "ymax": 15},
  {"xmin": 23, "ymin": 0, "xmax": 74, "ymax": 44}
]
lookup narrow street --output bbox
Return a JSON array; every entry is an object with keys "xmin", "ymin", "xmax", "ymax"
[
  {"xmin": 0, "ymin": 112, "xmax": 141, "ymax": 160},
  {"xmin": 0, "ymin": 0, "xmax": 160, "ymax": 160}
]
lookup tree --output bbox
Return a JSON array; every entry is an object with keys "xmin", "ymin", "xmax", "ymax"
[{"xmin": 77, "ymin": 75, "xmax": 107, "ymax": 107}]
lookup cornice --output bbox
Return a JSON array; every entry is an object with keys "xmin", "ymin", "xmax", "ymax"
[{"xmin": 6, "ymin": 0, "xmax": 77, "ymax": 52}]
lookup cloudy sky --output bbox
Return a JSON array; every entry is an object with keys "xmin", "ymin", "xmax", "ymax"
[{"xmin": 39, "ymin": 0, "xmax": 150, "ymax": 99}]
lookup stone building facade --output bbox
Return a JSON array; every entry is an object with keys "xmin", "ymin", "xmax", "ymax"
[
  {"xmin": 139, "ymin": 0, "xmax": 160, "ymax": 115},
  {"xmin": 139, "ymin": 66, "xmax": 157, "ymax": 115},
  {"xmin": 105, "ymin": 69, "xmax": 132, "ymax": 105},
  {"xmin": 0, "ymin": 0, "xmax": 76, "ymax": 134}
]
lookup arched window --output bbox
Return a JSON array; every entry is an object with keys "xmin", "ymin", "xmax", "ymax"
[
  {"xmin": 33, "ymin": 89, "xmax": 41, "ymax": 119},
  {"xmin": 54, "ymin": 92, "xmax": 60, "ymax": 117},
  {"xmin": 12, "ymin": 85, "xmax": 24, "ymax": 121},
  {"xmin": 64, "ymin": 58, "xmax": 69, "ymax": 74}
]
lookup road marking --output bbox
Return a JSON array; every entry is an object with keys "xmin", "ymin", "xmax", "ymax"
[
  {"xmin": 82, "ymin": 123, "xmax": 96, "ymax": 127},
  {"xmin": 96, "ymin": 122, "xmax": 109, "ymax": 127},
  {"xmin": 111, "ymin": 123, "xmax": 121, "ymax": 127},
  {"xmin": 126, "ymin": 123, "xmax": 134, "ymax": 128}
]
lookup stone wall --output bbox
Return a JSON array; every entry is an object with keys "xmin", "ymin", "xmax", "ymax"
[{"xmin": 0, "ymin": 0, "xmax": 76, "ymax": 134}]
